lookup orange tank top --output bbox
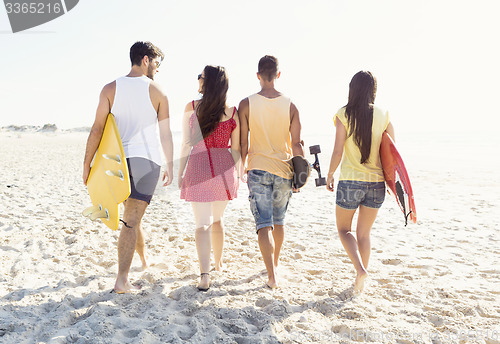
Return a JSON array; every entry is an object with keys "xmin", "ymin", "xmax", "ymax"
[{"xmin": 247, "ymin": 93, "xmax": 293, "ymax": 179}]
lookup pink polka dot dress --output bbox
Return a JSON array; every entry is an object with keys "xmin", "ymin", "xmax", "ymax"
[{"xmin": 180, "ymin": 107, "xmax": 239, "ymax": 202}]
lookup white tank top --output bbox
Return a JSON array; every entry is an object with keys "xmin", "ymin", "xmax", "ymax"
[{"xmin": 111, "ymin": 76, "xmax": 162, "ymax": 166}]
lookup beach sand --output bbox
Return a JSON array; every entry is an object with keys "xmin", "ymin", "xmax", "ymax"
[{"xmin": 0, "ymin": 130, "xmax": 499, "ymax": 343}]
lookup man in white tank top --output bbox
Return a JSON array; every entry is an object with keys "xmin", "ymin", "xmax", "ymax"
[
  {"xmin": 239, "ymin": 55, "xmax": 304, "ymax": 288},
  {"xmin": 83, "ymin": 41, "xmax": 174, "ymax": 293}
]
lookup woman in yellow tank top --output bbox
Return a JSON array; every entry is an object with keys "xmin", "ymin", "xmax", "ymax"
[{"xmin": 326, "ymin": 71, "xmax": 395, "ymax": 293}]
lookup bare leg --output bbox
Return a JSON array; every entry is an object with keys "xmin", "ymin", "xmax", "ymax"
[
  {"xmin": 211, "ymin": 221, "xmax": 224, "ymax": 271},
  {"xmin": 114, "ymin": 198, "xmax": 148, "ymax": 293},
  {"xmin": 356, "ymin": 205, "xmax": 379, "ymax": 270},
  {"xmin": 211, "ymin": 201, "xmax": 228, "ymax": 272},
  {"xmin": 195, "ymin": 225, "xmax": 211, "ymax": 289},
  {"xmin": 272, "ymin": 225, "xmax": 285, "ymax": 268},
  {"xmin": 192, "ymin": 202, "xmax": 212, "ymax": 290},
  {"xmin": 258, "ymin": 226, "xmax": 278, "ymax": 288},
  {"xmin": 336, "ymin": 205, "xmax": 367, "ymax": 293},
  {"xmin": 135, "ymin": 224, "xmax": 148, "ymax": 270}
]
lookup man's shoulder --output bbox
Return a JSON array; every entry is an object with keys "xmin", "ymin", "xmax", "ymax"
[
  {"xmin": 101, "ymin": 81, "xmax": 116, "ymax": 96},
  {"xmin": 252, "ymin": 92, "xmax": 291, "ymax": 102},
  {"xmin": 238, "ymin": 97, "xmax": 250, "ymax": 109},
  {"xmin": 149, "ymin": 80, "xmax": 167, "ymax": 98}
]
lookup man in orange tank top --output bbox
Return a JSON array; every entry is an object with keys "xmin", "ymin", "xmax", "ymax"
[{"xmin": 239, "ymin": 55, "xmax": 304, "ymax": 288}]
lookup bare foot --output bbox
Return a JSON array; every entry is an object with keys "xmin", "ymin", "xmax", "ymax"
[
  {"xmin": 266, "ymin": 280, "xmax": 279, "ymax": 289},
  {"xmin": 139, "ymin": 254, "xmax": 149, "ymax": 271},
  {"xmin": 197, "ymin": 273, "xmax": 210, "ymax": 291},
  {"xmin": 114, "ymin": 281, "xmax": 141, "ymax": 294},
  {"xmin": 266, "ymin": 274, "xmax": 279, "ymax": 289},
  {"xmin": 214, "ymin": 261, "xmax": 224, "ymax": 272},
  {"xmin": 354, "ymin": 271, "xmax": 368, "ymax": 293}
]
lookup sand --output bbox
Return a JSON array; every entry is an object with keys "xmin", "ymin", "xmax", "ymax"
[{"xmin": 0, "ymin": 130, "xmax": 499, "ymax": 344}]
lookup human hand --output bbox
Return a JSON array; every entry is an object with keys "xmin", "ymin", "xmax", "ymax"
[
  {"xmin": 83, "ymin": 165, "xmax": 90, "ymax": 186},
  {"xmin": 163, "ymin": 168, "xmax": 173, "ymax": 186},
  {"xmin": 240, "ymin": 171, "xmax": 248, "ymax": 183},
  {"xmin": 326, "ymin": 174, "xmax": 335, "ymax": 192},
  {"xmin": 177, "ymin": 175, "xmax": 183, "ymax": 189}
]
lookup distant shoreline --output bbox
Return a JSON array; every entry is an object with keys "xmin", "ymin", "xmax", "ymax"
[
  {"xmin": 0, "ymin": 124, "xmax": 90, "ymax": 133},
  {"xmin": 0, "ymin": 125, "xmax": 186, "ymax": 136}
]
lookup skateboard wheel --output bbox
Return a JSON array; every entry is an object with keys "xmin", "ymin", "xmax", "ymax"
[{"xmin": 309, "ymin": 145, "xmax": 321, "ymax": 155}]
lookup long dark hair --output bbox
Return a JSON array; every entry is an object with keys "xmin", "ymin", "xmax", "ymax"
[
  {"xmin": 196, "ymin": 65, "xmax": 229, "ymax": 138},
  {"xmin": 344, "ymin": 71, "xmax": 377, "ymax": 164}
]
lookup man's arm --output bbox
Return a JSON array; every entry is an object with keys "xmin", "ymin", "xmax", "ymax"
[
  {"xmin": 178, "ymin": 102, "xmax": 194, "ymax": 188},
  {"xmin": 153, "ymin": 83, "xmax": 173, "ymax": 186},
  {"xmin": 238, "ymin": 98, "xmax": 250, "ymax": 177},
  {"xmin": 230, "ymin": 108, "xmax": 241, "ymax": 171},
  {"xmin": 289, "ymin": 102, "xmax": 304, "ymax": 157},
  {"xmin": 82, "ymin": 82, "xmax": 114, "ymax": 185}
]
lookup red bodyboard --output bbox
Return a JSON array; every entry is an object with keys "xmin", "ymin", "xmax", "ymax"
[{"xmin": 380, "ymin": 132, "xmax": 417, "ymax": 225}]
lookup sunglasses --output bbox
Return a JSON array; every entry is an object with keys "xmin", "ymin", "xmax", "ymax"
[
  {"xmin": 149, "ymin": 57, "xmax": 161, "ymax": 68},
  {"xmin": 198, "ymin": 74, "xmax": 204, "ymax": 80}
]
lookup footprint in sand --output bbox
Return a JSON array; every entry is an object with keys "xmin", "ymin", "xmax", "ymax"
[
  {"xmin": 435, "ymin": 270, "xmax": 450, "ymax": 277},
  {"xmin": 291, "ymin": 243, "xmax": 306, "ymax": 251},
  {"xmin": 123, "ymin": 329, "xmax": 141, "ymax": 338},
  {"xmin": 150, "ymin": 262, "xmax": 169, "ymax": 270},
  {"xmin": 332, "ymin": 324, "xmax": 352, "ymax": 336},
  {"xmin": 243, "ymin": 252, "xmax": 257, "ymax": 259},
  {"xmin": 340, "ymin": 308, "xmax": 363, "ymax": 320},
  {"xmin": 375, "ymin": 278, "xmax": 392, "ymax": 285},
  {"xmin": 436, "ymin": 288, "xmax": 457, "ymax": 299},
  {"xmin": 381, "ymin": 258, "xmax": 402, "ymax": 265},
  {"xmin": 0, "ymin": 245, "xmax": 19, "ymax": 253},
  {"xmin": 255, "ymin": 297, "xmax": 273, "ymax": 308},
  {"xmin": 220, "ymin": 318, "xmax": 254, "ymax": 336},
  {"xmin": 97, "ymin": 260, "xmax": 115, "ymax": 269},
  {"xmin": 336, "ymin": 288, "xmax": 354, "ymax": 301},
  {"xmin": 427, "ymin": 313, "xmax": 445, "ymax": 327},
  {"xmin": 315, "ymin": 299, "xmax": 339, "ymax": 316},
  {"xmin": 262, "ymin": 301, "xmax": 292, "ymax": 317},
  {"xmin": 306, "ymin": 269, "xmax": 323, "ymax": 276}
]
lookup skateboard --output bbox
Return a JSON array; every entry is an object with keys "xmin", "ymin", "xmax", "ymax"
[
  {"xmin": 290, "ymin": 155, "xmax": 310, "ymax": 189},
  {"xmin": 309, "ymin": 145, "xmax": 327, "ymax": 187}
]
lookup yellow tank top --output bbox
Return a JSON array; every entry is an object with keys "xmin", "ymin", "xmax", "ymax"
[
  {"xmin": 334, "ymin": 106, "xmax": 390, "ymax": 182},
  {"xmin": 247, "ymin": 93, "xmax": 293, "ymax": 179}
]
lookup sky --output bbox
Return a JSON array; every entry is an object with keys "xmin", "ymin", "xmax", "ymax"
[{"xmin": 0, "ymin": 0, "xmax": 499, "ymax": 136}]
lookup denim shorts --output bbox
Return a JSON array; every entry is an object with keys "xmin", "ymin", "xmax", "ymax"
[
  {"xmin": 127, "ymin": 157, "xmax": 161, "ymax": 204},
  {"xmin": 336, "ymin": 180, "xmax": 385, "ymax": 210},
  {"xmin": 247, "ymin": 169, "xmax": 293, "ymax": 232}
]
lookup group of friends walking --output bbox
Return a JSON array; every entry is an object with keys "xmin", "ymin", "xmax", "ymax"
[{"xmin": 83, "ymin": 41, "xmax": 395, "ymax": 294}]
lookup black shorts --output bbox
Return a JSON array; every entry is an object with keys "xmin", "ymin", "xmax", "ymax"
[{"xmin": 127, "ymin": 157, "xmax": 161, "ymax": 204}]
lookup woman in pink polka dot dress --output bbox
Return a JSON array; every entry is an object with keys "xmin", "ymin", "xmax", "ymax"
[{"xmin": 178, "ymin": 65, "xmax": 240, "ymax": 291}]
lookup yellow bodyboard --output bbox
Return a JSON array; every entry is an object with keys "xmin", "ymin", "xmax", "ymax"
[{"xmin": 83, "ymin": 114, "xmax": 130, "ymax": 230}]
